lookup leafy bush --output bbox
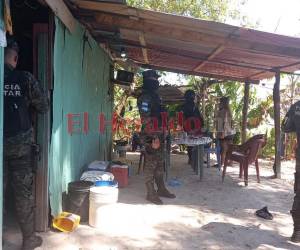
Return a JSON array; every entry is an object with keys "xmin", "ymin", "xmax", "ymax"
[{"xmin": 262, "ymin": 128, "xmax": 275, "ymax": 158}]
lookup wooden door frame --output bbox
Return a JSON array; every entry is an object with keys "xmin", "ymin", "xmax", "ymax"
[{"xmin": 32, "ymin": 13, "xmax": 54, "ymax": 232}]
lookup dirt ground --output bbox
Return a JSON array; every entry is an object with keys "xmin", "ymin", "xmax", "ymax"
[{"xmin": 3, "ymin": 153, "xmax": 300, "ymax": 250}]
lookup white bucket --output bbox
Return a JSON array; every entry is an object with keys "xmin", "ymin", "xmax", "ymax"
[{"xmin": 89, "ymin": 186, "xmax": 119, "ymax": 228}]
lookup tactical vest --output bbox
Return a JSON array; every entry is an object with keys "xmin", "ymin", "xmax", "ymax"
[{"xmin": 4, "ymin": 68, "xmax": 32, "ymax": 137}]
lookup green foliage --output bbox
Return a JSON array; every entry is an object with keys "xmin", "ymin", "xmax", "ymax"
[
  {"xmin": 261, "ymin": 128, "xmax": 275, "ymax": 157},
  {"xmin": 247, "ymin": 95, "xmax": 273, "ymax": 129},
  {"xmin": 166, "ymin": 103, "xmax": 181, "ymax": 118},
  {"xmin": 127, "ymin": 0, "xmax": 234, "ymax": 22},
  {"xmin": 191, "ymin": 79, "xmax": 244, "ymax": 132}
]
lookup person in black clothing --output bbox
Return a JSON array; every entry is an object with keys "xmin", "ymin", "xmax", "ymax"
[
  {"xmin": 282, "ymin": 100, "xmax": 300, "ymax": 242},
  {"xmin": 3, "ymin": 38, "xmax": 49, "ymax": 250},
  {"xmin": 181, "ymin": 90, "xmax": 204, "ymax": 165}
]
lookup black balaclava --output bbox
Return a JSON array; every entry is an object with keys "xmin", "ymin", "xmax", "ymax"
[
  {"xmin": 184, "ymin": 90, "xmax": 196, "ymax": 104},
  {"xmin": 143, "ymin": 79, "xmax": 159, "ymax": 91}
]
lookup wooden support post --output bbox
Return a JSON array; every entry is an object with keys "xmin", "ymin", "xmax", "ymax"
[
  {"xmin": 241, "ymin": 82, "xmax": 250, "ymax": 144},
  {"xmin": 201, "ymin": 83, "xmax": 207, "ymax": 127},
  {"xmin": 44, "ymin": 0, "xmax": 76, "ymax": 33},
  {"xmin": 193, "ymin": 45, "xmax": 225, "ymax": 71},
  {"xmin": 273, "ymin": 71, "xmax": 281, "ymax": 178},
  {"xmin": 138, "ymin": 32, "xmax": 149, "ymax": 64}
]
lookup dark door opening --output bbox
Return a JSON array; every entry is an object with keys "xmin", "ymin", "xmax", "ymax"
[{"xmin": 3, "ymin": 0, "xmax": 53, "ymax": 247}]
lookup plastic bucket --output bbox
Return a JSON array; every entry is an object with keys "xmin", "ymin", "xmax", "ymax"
[
  {"xmin": 67, "ymin": 181, "xmax": 94, "ymax": 223},
  {"xmin": 52, "ymin": 212, "xmax": 80, "ymax": 232},
  {"xmin": 89, "ymin": 185, "xmax": 119, "ymax": 228},
  {"xmin": 95, "ymin": 180, "xmax": 118, "ymax": 187}
]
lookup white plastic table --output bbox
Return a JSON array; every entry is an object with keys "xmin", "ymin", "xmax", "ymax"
[{"xmin": 171, "ymin": 137, "xmax": 212, "ymax": 181}]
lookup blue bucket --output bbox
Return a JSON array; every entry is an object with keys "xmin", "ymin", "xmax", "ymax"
[{"xmin": 94, "ymin": 180, "xmax": 118, "ymax": 188}]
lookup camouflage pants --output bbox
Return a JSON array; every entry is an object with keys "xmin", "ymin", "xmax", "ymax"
[
  {"xmin": 144, "ymin": 144, "xmax": 164, "ymax": 185},
  {"xmin": 4, "ymin": 131, "xmax": 36, "ymax": 238},
  {"xmin": 292, "ymin": 147, "xmax": 300, "ymax": 232}
]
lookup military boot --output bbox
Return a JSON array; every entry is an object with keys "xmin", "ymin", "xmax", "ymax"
[
  {"xmin": 22, "ymin": 234, "xmax": 43, "ymax": 250},
  {"xmin": 20, "ymin": 216, "xmax": 43, "ymax": 250},
  {"xmin": 146, "ymin": 181, "xmax": 163, "ymax": 205},
  {"xmin": 155, "ymin": 174, "xmax": 176, "ymax": 199},
  {"xmin": 291, "ymin": 211, "xmax": 300, "ymax": 243}
]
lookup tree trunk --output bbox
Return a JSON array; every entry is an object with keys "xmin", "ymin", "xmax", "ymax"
[
  {"xmin": 201, "ymin": 84, "xmax": 207, "ymax": 128},
  {"xmin": 241, "ymin": 82, "xmax": 250, "ymax": 144}
]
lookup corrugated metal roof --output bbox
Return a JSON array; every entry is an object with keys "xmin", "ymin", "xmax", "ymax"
[{"xmin": 67, "ymin": 0, "xmax": 300, "ymax": 83}]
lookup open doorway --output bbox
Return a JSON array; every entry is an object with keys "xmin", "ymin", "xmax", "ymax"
[{"xmin": 3, "ymin": 0, "xmax": 53, "ymax": 247}]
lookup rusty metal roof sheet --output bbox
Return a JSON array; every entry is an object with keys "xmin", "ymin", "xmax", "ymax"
[{"xmin": 67, "ymin": 0, "xmax": 300, "ymax": 83}]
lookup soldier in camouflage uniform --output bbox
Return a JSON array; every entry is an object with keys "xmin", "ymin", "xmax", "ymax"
[
  {"xmin": 3, "ymin": 38, "xmax": 49, "ymax": 249},
  {"xmin": 137, "ymin": 70, "xmax": 175, "ymax": 205},
  {"xmin": 282, "ymin": 100, "xmax": 300, "ymax": 242}
]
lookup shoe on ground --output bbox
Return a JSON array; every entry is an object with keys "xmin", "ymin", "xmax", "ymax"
[
  {"xmin": 157, "ymin": 189, "xmax": 176, "ymax": 199},
  {"xmin": 255, "ymin": 206, "xmax": 273, "ymax": 220},
  {"xmin": 146, "ymin": 194, "xmax": 163, "ymax": 205},
  {"xmin": 291, "ymin": 230, "xmax": 300, "ymax": 243},
  {"xmin": 22, "ymin": 235, "xmax": 42, "ymax": 250}
]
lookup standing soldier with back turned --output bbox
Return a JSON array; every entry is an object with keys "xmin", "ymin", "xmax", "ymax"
[
  {"xmin": 3, "ymin": 38, "xmax": 49, "ymax": 250},
  {"xmin": 137, "ymin": 70, "xmax": 175, "ymax": 205},
  {"xmin": 282, "ymin": 100, "xmax": 300, "ymax": 242}
]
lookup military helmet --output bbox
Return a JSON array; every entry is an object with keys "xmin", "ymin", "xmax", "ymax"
[
  {"xmin": 184, "ymin": 89, "xmax": 196, "ymax": 100},
  {"xmin": 142, "ymin": 69, "xmax": 160, "ymax": 80}
]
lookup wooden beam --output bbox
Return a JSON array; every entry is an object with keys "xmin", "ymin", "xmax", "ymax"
[
  {"xmin": 247, "ymin": 70, "xmax": 269, "ymax": 79},
  {"xmin": 83, "ymin": 12, "xmax": 300, "ymax": 59},
  {"xmin": 71, "ymin": 0, "xmax": 236, "ymax": 35},
  {"xmin": 94, "ymin": 33, "xmax": 277, "ymax": 74},
  {"xmin": 137, "ymin": 63, "xmax": 260, "ymax": 83},
  {"xmin": 44, "ymin": 0, "xmax": 76, "ymax": 33},
  {"xmin": 247, "ymin": 61, "xmax": 300, "ymax": 79},
  {"xmin": 241, "ymin": 82, "xmax": 250, "ymax": 144},
  {"xmin": 273, "ymin": 71, "xmax": 281, "ymax": 178},
  {"xmin": 138, "ymin": 32, "xmax": 149, "ymax": 64},
  {"xmin": 194, "ymin": 45, "xmax": 225, "ymax": 71}
]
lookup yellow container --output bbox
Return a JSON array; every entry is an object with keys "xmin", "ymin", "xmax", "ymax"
[{"xmin": 52, "ymin": 212, "xmax": 80, "ymax": 232}]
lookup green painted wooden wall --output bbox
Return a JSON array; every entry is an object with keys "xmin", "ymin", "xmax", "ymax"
[{"xmin": 49, "ymin": 19, "xmax": 113, "ymax": 216}]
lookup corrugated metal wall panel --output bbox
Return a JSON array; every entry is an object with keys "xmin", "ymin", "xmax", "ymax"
[{"xmin": 49, "ymin": 19, "xmax": 113, "ymax": 216}]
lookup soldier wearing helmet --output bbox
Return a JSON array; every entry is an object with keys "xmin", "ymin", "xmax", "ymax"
[{"xmin": 137, "ymin": 69, "xmax": 175, "ymax": 204}]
